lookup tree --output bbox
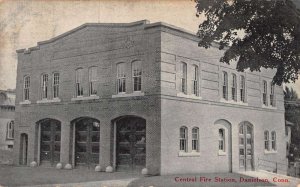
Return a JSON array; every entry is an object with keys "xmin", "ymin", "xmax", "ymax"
[
  {"xmin": 284, "ymin": 86, "xmax": 298, "ymax": 100},
  {"xmin": 284, "ymin": 86, "xmax": 300, "ymax": 160},
  {"xmin": 195, "ymin": 0, "xmax": 300, "ymax": 85}
]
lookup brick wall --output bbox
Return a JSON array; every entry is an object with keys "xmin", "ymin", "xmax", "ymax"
[{"xmin": 14, "ymin": 20, "xmax": 286, "ymax": 175}]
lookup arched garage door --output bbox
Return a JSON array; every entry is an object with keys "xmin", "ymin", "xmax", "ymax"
[{"xmin": 116, "ymin": 116, "xmax": 146, "ymax": 171}]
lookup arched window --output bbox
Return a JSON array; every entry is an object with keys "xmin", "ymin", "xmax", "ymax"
[
  {"xmin": 240, "ymin": 75, "xmax": 246, "ymax": 102},
  {"xmin": 218, "ymin": 128, "xmax": 225, "ymax": 152},
  {"xmin": 41, "ymin": 74, "xmax": 49, "ymax": 99},
  {"xmin": 53, "ymin": 72, "xmax": 60, "ymax": 98},
  {"xmin": 192, "ymin": 127, "xmax": 199, "ymax": 152},
  {"xmin": 179, "ymin": 126, "xmax": 188, "ymax": 152},
  {"xmin": 89, "ymin": 67, "xmax": 98, "ymax": 95},
  {"xmin": 76, "ymin": 68, "xmax": 83, "ymax": 97},
  {"xmin": 271, "ymin": 131, "xmax": 276, "ymax": 151},
  {"xmin": 179, "ymin": 62, "xmax": 187, "ymax": 94},
  {"xmin": 117, "ymin": 63, "xmax": 126, "ymax": 93},
  {"xmin": 232, "ymin": 74, "xmax": 237, "ymax": 101},
  {"xmin": 7, "ymin": 120, "xmax": 14, "ymax": 139},
  {"xmin": 239, "ymin": 125, "xmax": 244, "ymax": 134},
  {"xmin": 192, "ymin": 65, "xmax": 199, "ymax": 96},
  {"xmin": 24, "ymin": 76, "xmax": 30, "ymax": 101},
  {"xmin": 264, "ymin": 131, "xmax": 269, "ymax": 151},
  {"xmin": 263, "ymin": 80, "xmax": 268, "ymax": 106},
  {"xmin": 132, "ymin": 61, "xmax": 142, "ymax": 91},
  {"xmin": 222, "ymin": 71, "xmax": 228, "ymax": 100},
  {"xmin": 270, "ymin": 84, "xmax": 275, "ymax": 107}
]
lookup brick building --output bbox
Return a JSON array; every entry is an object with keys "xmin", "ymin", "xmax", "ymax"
[
  {"xmin": 0, "ymin": 89, "xmax": 15, "ymax": 150},
  {"xmin": 14, "ymin": 20, "xmax": 286, "ymax": 175}
]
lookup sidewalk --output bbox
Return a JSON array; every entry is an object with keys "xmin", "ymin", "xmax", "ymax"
[
  {"xmin": 2, "ymin": 165, "xmax": 299, "ymax": 187},
  {"xmin": 0, "ymin": 165, "xmax": 140, "ymax": 187},
  {"xmin": 239, "ymin": 170, "xmax": 300, "ymax": 187},
  {"xmin": 20, "ymin": 178, "xmax": 137, "ymax": 187}
]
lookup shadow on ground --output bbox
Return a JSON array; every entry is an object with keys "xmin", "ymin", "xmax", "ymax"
[{"xmin": 128, "ymin": 173, "xmax": 276, "ymax": 187}]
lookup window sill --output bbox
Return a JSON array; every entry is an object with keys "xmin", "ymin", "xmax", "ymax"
[
  {"xmin": 220, "ymin": 98, "xmax": 248, "ymax": 106},
  {"xmin": 71, "ymin": 95, "xmax": 99, "ymax": 101},
  {"xmin": 218, "ymin": 151, "xmax": 226, "ymax": 156},
  {"xmin": 264, "ymin": 150, "xmax": 277, "ymax": 154},
  {"xmin": 112, "ymin": 92, "xmax": 144, "ymax": 98},
  {"xmin": 262, "ymin": 105, "xmax": 277, "ymax": 109},
  {"xmin": 19, "ymin": 100, "xmax": 31, "ymax": 105},
  {"xmin": 37, "ymin": 98, "xmax": 61, "ymax": 104},
  {"xmin": 177, "ymin": 93, "xmax": 202, "ymax": 100},
  {"xmin": 178, "ymin": 151, "xmax": 200, "ymax": 157}
]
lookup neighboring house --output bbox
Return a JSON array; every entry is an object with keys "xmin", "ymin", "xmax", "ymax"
[
  {"xmin": 0, "ymin": 89, "xmax": 15, "ymax": 150},
  {"xmin": 14, "ymin": 20, "xmax": 286, "ymax": 175}
]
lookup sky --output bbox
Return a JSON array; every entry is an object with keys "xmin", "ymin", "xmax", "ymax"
[{"xmin": 0, "ymin": 0, "xmax": 299, "ymax": 93}]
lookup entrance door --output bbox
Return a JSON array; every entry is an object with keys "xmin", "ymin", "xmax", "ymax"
[
  {"xmin": 116, "ymin": 117, "xmax": 146, "ymax": 171},
  {"xmin": 40, "ymin": 119, "xmax": 61, "ymax": 166},
  {"xmin": 20, "ymin": 133, "xmax": 28, "ymax": 165},
  {"xmin": 75, "ymin": 118, "xmax": 100, "ymax": 167},
  {"xmin": 239, "ymin": 122, "xmax": 253, "ymax": 171}
]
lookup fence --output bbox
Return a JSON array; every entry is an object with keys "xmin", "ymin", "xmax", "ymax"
[
  {"xmin": 288, "ymin": 162, "xmax": 300, "ymax": 178},
  {"xmin": 257, "ymin": 158, "xmax": 287, "ymax": 173},
  {"xmin": 258, "ymin": 158, "xmax": 300, "ymax": 178},
  {"xmin": 257, "ymin": 158, "xmax": 300, "ymax": 178}
]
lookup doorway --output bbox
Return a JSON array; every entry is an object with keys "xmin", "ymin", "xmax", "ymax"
[
  {"xmin": 239, "ymin": 122, "xmax": 254, "ymax": 171},
  {"xmin": 20, "ymin": 133, "xmax": 28, "ymax": 165},
  {"xmin": 40, "ymin": 119, "xmax": 61, "ymax": 166},
  {"xmin": 74, "ymin": 118, "xmax": 100, "ymax": 167},
  {"xmin": 116, "ymin": 117, "xmax": 146, "ymax": 171}
]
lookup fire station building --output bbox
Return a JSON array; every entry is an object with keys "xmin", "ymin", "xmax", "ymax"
[{"xmin": 14, "ymin": 20, "xmax": 286, "ymax": 175}]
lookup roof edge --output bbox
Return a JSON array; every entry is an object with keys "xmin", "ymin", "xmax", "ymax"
[
  {"xmin": 16, "ymin": 19, "xmax": 224, "ymax": 54},
  {"xmin": 38, "ymin": 20, "xmax": 150, "ymax": 46},
  {"xmin": 145, "ymin": 22, "xmax": 224, "ymax": 49},
  {"xmin": 16, "ymin": 20, "xmax": 150, "ymax": 54}
]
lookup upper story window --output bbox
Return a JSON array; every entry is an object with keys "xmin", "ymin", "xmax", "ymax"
[
  {"xmin": 75, "ymin": 68, "xmax": 84, "ymax": 97},
  {"xmin": 132, "ymin": 61, "xmax": 142, "ymax": 92},
  {"xmin": 240, "ymin": 75, "xmax": 246, "ymax": 102},
  {"xmin": 53, "ymin": 73, "xmax": 60, "ymax": 98},
  {"xmin": 192, "ymin": 127, "xmax": 199, "ymax": 152},
  {"xmin": 263, "ymin": 80, "xmax": 268, "ymax": 106},
  {"xmin": 192, "ymin": 65, "xmax": 199, "ymax": 96},
  {"xmin": 271, "ymin": 131, "xmax": 276, "ymax": 151},
  {"xmin": 179, "ymin": 62, "xmax": 187, "ymax": 94},
  {"xmin": 41, "ymin": 74, "xmax": 49, "ymax": 99},
  {"xmin": 239, "ymin": 125, "xmax": 244, "ymax": 134},
  {"xmin": 218, "ymin": 128, "xmax": 225, "ymax": 152},
  {"xmin": 264, "ymin": 130, "xmax": 269, "ymax": 151},
  {"xmin": 270, "ymin": 84, "xmax": 275, "ymax": 107},
  {"xmin": 89, "ymin": 67, "xmax": 98, "ymax": 96},
  {"xmin": 7, "ymin": 120, "xmax": 14, "ymax": 139},
  {"xmin": 24, "ymin": 76, "xmax": 30, "ymax": 101},
  {"xmin": 179, "ymin": 126, "xmax": 188, "ymax": 152},
  {"xmin": 222, "ymin": 71, "xmax": 228, "ymax": 100},
  {"xmin": 117, "ymin": 63, "xmax": 126, "ymax": 94},
  {"xmin": 231, "ymin": 74, "xmax": 237, "ymax": 101}
]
